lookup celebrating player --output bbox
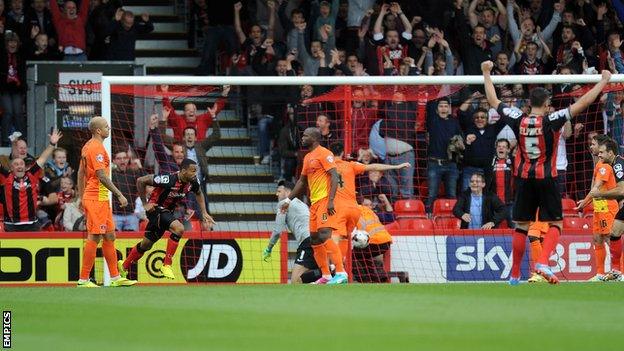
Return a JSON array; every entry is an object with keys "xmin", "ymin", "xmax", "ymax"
[
  {"xmin": 329, "ymin": 141, "xmax": 410, "ymax": 259},
  {"xmin": 263, "ymin": 180, "xmax": 317, "ymax": 284},
  {"xmin": 280, "ymin": 127, "xmax": 346, "ymax": 284},
  {"xmin": 76, "ymin": 116, "xmax": 137, "ymax": 287},
  {"xmin": 482, "ymin": 60, "xmax": 611, "ymax": 284},
  {"xmin": 119, "ymin": 159, "xmax": 215, "ymax": 280},
  {"xmin": 576, "ymin": 135, "xmax": 618, "ymax": 281},
  {"xmin": 584, "ymin": 138, "xmax": 624, "ymax": 281}
]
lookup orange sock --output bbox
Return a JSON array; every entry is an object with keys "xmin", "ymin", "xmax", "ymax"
[
  {"xmin": 337, "ymin": 238, "xmax": 349, "ymax": 262},
  {"xmin": 102, "ymin": 239, "xmax": 120, "ymax": 278},
  {"xmin": 324, "ymin": 239, "xmax": 345, "ymax": 273},
  {"xmin": 80, "ymin": 240, "xmax": 98, "ymax": 281},
  {"xmin": 594, "ymin": 244, "xmax": 606, "ymax": 275},
  {"xmin": 529, "ymin": 237, "xmax": 542, "ymax": 268},
  {"xmin": 312, "ymin": 243, "xmax": 330, "ymax": 276}
]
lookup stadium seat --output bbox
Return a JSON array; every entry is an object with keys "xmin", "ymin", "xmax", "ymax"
[
  {"xmin": 562, "ymin": 217, "xmax": 590, "ymax": 230},
  {"xmin": 385, "ymin": 221, "xmax": 400, "ymax": 231},
  {"xmin": 190, "ymin": 220, "xmax": 202, "ymax": 232},
  {"xmin": 433, "ymin": 216, "xmax": 461, "ymax": 230},
  {"xmin": 432, "ymin": 199, "xmax": 457, "ymax": 218},
  {"xmin": 582, "ymin": 203, "xmax": 594, "ymax": 218},
  {"xmin": 0, "ymin": 221, "xmax": 3, "ymax": 232},
  {"xmin": 138, "ymin": 220, "xmax": 147, "ymax": 232},
  {"xmin": 394, "ymin": 199, "xmax": 427, "ymax": 219},
  {"xmin": 562, "ymin": 198, "xmax": 580, "ymax": 217},
  {"xmin": 397, "ymin": 218, "xmax": 434, "ymax": 230}
]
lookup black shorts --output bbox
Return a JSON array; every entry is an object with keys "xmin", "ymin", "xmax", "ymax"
[
  {"xmin": 294, "ymin": 237, "xmax": 317, "ymax": 270},
  {"xmin": 513, "ymin": 177, "xmax": 562, "ymax": 222},
  {"xmin": 144, "ymin": 209, "xmax": 177, "ymax": 242},
  {"xmin": 616, "ymin": 207, "xmax": 624, "ymax": 222}
]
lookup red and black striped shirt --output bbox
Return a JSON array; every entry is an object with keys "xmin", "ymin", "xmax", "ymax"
[
  {"xmin": 149, "ymin": 172, "xmax": 200, "ymax": 211},
  {"xmin": 0, "ymin": 163, "xmax": 43, "ymax": 224},
  {"xmin": 497, "ymin": 103, "xmax": 570, "ymax": 179}
]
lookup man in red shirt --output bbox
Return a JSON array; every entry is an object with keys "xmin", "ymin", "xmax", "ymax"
[
  {"xmin": 161, "ymin": 84, "xmax": 230, "ymax": 141},
  {"xmin": 50, "ymin": 0, "xmax": 89, "ymax": 61}
]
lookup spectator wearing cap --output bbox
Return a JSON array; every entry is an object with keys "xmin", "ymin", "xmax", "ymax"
[
  {"xmin": 50, "ymin": 0, "xmax": 90, "ymax": 61},
  {"xmin": 0, "ymin": 31, "xmax": 26, "ymax": 146},
  {"xmin": 425, "ymin": 97, "xmax": 462, "ymax": 212},
  {"xmin": 458, "ymin": 103, "xmax": 506, "ymax": 191}
]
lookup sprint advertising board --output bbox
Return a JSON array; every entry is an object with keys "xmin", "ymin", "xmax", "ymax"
[
  {"xmin": 0, "ymin": 234, "xmax": 283, "ymax": 284},
  {"xmin": 390, "ymin": 233, "xmax": 599, "ymax": 283}
]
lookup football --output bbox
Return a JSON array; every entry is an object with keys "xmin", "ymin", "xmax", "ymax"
[{"xmin": 351, "ymin": 229, "xmax": 370, "ymax": 249}]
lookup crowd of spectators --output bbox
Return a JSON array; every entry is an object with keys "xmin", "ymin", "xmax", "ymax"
[{"xmin": 3, "ymin": 0, "xmax": 624, "ymax": 231}]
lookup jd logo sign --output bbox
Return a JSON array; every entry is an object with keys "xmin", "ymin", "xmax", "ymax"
[{"xmin": 181, "ymin": 240, "xmax": 243, "ymax": 282}]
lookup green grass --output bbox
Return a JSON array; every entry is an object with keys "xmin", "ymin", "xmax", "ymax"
[{"xmin": 1, "ymin": 283, "xmax": 623, "ymax": 351}]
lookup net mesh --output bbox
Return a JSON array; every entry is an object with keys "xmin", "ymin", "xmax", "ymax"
[{"xmin": 38, "ymin": 80, "xmax": 624, "ymax": 284}]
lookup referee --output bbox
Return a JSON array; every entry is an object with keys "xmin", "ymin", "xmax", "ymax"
[{"xmin": 263, "ymin": 180, "xmax": 317, "ymax": 283}]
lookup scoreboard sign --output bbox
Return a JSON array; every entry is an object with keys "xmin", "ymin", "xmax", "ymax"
[{"xmin": 58, "ymin": 72, "xmax": 102, "ymax": 102}]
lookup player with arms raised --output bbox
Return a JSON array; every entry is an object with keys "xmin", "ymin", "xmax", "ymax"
[
  {"xmin": 482, "ymin": 61, "xmax": 611, "ymax": 284},
  {"xmin": 585, "ymin": 138, "xmax": 624, "ymax": 281},
  {"xmin": 119, "ymin": 159, "xmax": 215, "ymax": 280},
  {"xmin": 576, "ymin": 136, "xmax": 619, "ymax": 281},
  {"xmin": 280, "ymin": 127, "xmax": 347, "ymax": 284},
  {"xmin": 76, "ymin": 116, "xmax": 137, "ymax": 287}
]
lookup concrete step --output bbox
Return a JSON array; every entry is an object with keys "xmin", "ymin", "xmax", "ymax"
[
  {"xmin": 124, "ymin": 0, "xmax": 172, "ymax": 5},
  {"xmin": 206, "ymin": 182, "xmax": 276, "ymax": 195},
  {"xmin": 209, "ymin": 128, "xmax": 249, "ymax": 139},
  {"xmin": 212, "ymin": 221, "xmax": 274, "ymax": 232},
  {"xmin": 207, "ymin": 156, "xmax": 254, "ymax": 165},
  {"xmin": 210, "ymin": 202, "xmax": 276, "ymax": 215},
  {"xmin": 136, "ymin": 57, "xmax": 201, "ymax": 67},
  {"xmin": 206, "ymin": 146, "xmax": 255, "ymax": 158},
  {"xmin": 152, "ymin": 22, "xmax": 186, "ymax": 33},
  {"xmin": 212, "ymin": 213, "xmax": 275, "ymax": 221},
  {"xmin": 137, "ymin": 39, "xmax": 187, "ymax": 50},
  {"xmin": 124, "ymin": 6, "xmax": 175, "ymax": 16},
  {"xmin": 208, "ymin": 164, "xmax": 271, "ymax": 176}
]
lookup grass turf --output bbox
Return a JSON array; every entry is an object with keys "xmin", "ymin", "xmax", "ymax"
[{"xmin": 1, "ymin": 283, "xmax": 622, "ymax": 351}]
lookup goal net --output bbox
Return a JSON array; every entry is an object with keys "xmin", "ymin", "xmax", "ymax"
[{"xmin": 46, "ymin": 74, "xmax": 624, "ymax": 284}]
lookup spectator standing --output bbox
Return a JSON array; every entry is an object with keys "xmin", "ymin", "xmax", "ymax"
[
  {"xmin": 0, "ymin": 32, "xmax": 26, "ymax": 146},
  {"xmin": 50, "ymin": 0, "xmax": 90, "ymax": 61},
  {"xmin": 0, "ymin": 130, "xmax": 61, "ymax": 231},
  {"xmin": 106, "ymin": 9, "xmax": 154, "ymax": 60},
  {"xmin": 426, "ymin": 98, "xmax": 462, "ymax": 212},
  {"xmin": 111, "ymin": 148, "xmax": 146, "ymax": 231}
]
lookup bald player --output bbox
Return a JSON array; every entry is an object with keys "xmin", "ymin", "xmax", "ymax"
[
  {"xmin": 280, "ymin": 127, "xmax": 346, "ymax": 284},
  {"xmin": 76, "ymin": 117, "xmax": 137, "ymax": 287},
  {"xmin": 328, "ymin": 141, "xmax": 410, "ymax": 259}
]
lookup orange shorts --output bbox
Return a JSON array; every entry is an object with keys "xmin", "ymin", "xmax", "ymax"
[
  {"xmin": 593, "ymin": 210, "xmax": 617, "ymax": 235},
  {"xmin": 333, "ymin": 204, "xmax": 361, "ymax": 237},
  {"xmin": 528, "ymin": 221, "xmax": 549, "ymax": 238},
  {"xmin": 309, "ymin": 197, "xmax": 340, "ymax": 233},
  {"xmin": 83, "ymin": 199, "xmax": 115, "ymax": 234}
]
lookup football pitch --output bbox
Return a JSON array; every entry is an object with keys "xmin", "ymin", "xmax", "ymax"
[{"xmin": 1, "ymin": 283, "xmax": 622, "ymax": 351}]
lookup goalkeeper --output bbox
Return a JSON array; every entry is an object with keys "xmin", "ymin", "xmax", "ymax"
[{"xmin": 263, "ymin": 180, "xmax": 317, "ymax": 283}]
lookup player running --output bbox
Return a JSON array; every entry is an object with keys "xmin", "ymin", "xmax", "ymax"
[
  {"xmin": 584, "ymin": 138, "xmax": 624, "ymax": 281},
  {"xmin": 280, "ymin": 127, "xmax": 346, "ymax": 284},
  {"xmin": 76, "ymin": 116, "xmax": 137, "ymax": 287},
  {"xmin": 118, "ymin": 159, "xmax": 215, "ymax": 280},
  {"xmin": 329, "ymin": 141, "xmax": 410, "ymax": 259},
  {"xmin": 262, "ymin": 180, "xmax": 317, "ymax": 283},
  {"xmin": 576, "ymin": 135, "xmax": 618, "ymax": 281},
  {"xmin": 482, "ymin": 60, "xmax": 611, "ymax": 284}
]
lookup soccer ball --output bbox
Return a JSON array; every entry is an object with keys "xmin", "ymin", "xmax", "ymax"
[{"xmin": 351, "ymin": 229, "xmax": 370, "ymax": 249}]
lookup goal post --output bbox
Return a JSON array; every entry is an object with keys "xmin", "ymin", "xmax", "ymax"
[{"xmin": 90, "ymin": 73, "xmax": 624, "ymax": 284}]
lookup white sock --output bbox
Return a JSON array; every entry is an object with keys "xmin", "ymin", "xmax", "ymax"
[
  {"xmin": 78, "ymin": 279, "xmax": 88, "ymax": 283},
  {"xmin": 322, "ymin": 275, "xmax": 332, "ymax": 279},
  {"xmin": 110, "ymin": 275, "xmax": 120, "ymax": 281}
]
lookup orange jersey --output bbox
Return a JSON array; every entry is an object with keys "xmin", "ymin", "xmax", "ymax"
[
  {"xmin": 81, "ymin": 139, "xmax": 110, "ymax": 202},
  {"xmin": 335, "ymin": 159, "xmax": 366, "ymax": 206},
  {"xmin": 592, "ymin": 161, "xmax": 619, "ymax": 213},
  {"xmin": 357, "ymin": 205, "xmax": 392, "ymax": 245},
  {"xmin": 301, "ymin": 146, "xmax": 336, "ymax": 204}
]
